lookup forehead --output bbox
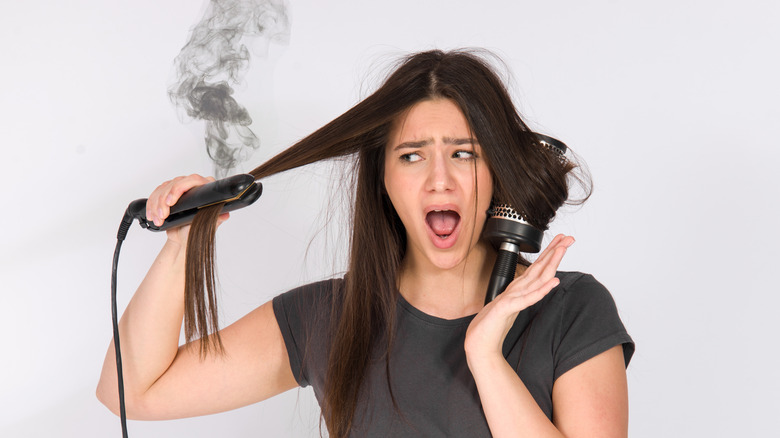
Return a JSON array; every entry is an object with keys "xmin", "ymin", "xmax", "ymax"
[{"xmin": 389, "ymin": 99, "xmax": 473, "ymax": 144}]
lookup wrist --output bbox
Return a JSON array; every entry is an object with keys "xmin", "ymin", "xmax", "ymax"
[
  {"xmin": 463, "ymin": 327, "xmax": 503, "ymax": 364},
  {"xmin": 465, "ymin": 345, "xmax": 505, "ymax": 373},
  {"xmin": 161, "ymin": 236, "xmax": 188, "ymax": 267},
  {"xmin": 165, "ymin": 222, "xmax": 192, "ymax": 246}
]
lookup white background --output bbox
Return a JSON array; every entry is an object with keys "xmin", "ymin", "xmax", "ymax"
[{"xmin": 1, "ymin": 1, "xmax": 778, "ymax": 436}]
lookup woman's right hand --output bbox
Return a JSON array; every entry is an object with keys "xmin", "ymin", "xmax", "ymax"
[
  {"xmin": 145, "ymin": 174, "xmax": 229, "ymax": 245},
  {"xmin": 98, "ymin": 172, "xmax": 295, "ymax": 420}
]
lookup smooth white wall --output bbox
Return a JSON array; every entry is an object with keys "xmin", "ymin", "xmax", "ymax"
[{"xmin": 1, "ymin": 1, "xmax": 778, "ymax": 436}]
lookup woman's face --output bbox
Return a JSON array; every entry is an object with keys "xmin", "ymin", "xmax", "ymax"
[{"xmin": 384, "ymin": 98, "xmax": 493, "ymax": 271}]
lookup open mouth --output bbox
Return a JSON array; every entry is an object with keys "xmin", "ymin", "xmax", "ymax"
[{"xmin": 425, "ymin": 210, "xmax": 461, "ymax": 240}]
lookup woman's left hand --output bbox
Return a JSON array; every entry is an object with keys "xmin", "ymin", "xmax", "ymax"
[{"xmin": 464, "ymin": 234, "xmax": 575, "ymax": 362}]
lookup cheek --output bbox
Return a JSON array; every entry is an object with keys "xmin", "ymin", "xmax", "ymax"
[
  {"xmin": 474, "ymin": 169, "xmax": 493, "ymax": 230},
  {"xmin": 383, "ymin": 155, "xmax": 391, "ymax": 193},
  {"xmin": 383, "ymin": 173, "xmax": 409, "ymax": 222},
  {"xmin": 383, "ymin": 159, "xmax": 398, "ymax": 205},
  {"xmin": 476, "ymin": 168, "xmax": 494, "ymax": 208}
]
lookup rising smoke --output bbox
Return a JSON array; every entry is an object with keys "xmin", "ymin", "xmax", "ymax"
[{"xmin": 169, "ymin": 0, "xmax": 290, "ymax": 177}]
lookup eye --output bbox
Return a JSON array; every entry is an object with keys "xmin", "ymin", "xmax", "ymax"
[
  {"xmin": 400, "ymin": 152, "xmax": 423, "ymax": 163},
  {"xmin": 453, "ymin": 150, "xmax": 476, "ymax": 160}
]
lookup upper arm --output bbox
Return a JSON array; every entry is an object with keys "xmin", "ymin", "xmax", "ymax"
[
  {"xmin": 134, "ymin": 301, "xmax": 298, "ymax": 420},
  {"xmin": 551, "ymin": 345, "xmax": 629, "ymax": 438}
]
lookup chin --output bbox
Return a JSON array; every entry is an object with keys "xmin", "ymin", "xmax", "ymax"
[
  {"xmin": 425, "ymin": 244, "xmax": 485, "ymax": 271},
  {"xmin": 429, "ymin": 256, "xmax": 466, "ymax": 271}
]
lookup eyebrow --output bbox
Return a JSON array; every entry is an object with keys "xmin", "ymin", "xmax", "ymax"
[{"xmin": 393, "ymin": 137, "xmax": 476, "ymax": 150}]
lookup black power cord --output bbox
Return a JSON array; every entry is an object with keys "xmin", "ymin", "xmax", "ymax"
[{"xmin": 111, "ymin": 211, "xmax": 135, "ymax": 438}]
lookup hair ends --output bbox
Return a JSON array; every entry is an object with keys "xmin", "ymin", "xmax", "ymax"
[{"xmin": 184, "ymin": 203, "xmax": 226, "ymax": 357}]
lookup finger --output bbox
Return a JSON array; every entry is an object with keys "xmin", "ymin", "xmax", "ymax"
[
  {"xmin": 531, "ymin": 241, "xmax": 572, "ymax": 285},
  {"xmin": 535, "ymin": 234, "xmax": 573, "ymax": 267},
  {"xmin": 535, "ymin": 233, "xmax": 565, "ymax": 262},
  {"xmin": 520, "ymin": 235, "xmax": 564, "ymax": 277},
  {"xmin": 156, "ymin": 176, "xmax": 187, "ymax": 225},
  {"xmin": 165, "ymin": 174, "xmax": 212, "ymax": 207},
  {"xmin": 216, "ymin": 212, "xmax": 231, "ymax": 227},
  {"xmin": 160, "ymin": 175, "xmax": 214, "ymax": 225},
  {"xmin": 510, "ymin": 238, "xmax": 572, "ymax": 293},
  {"xmin": 147, "ymin": 174, "xmax": 212, "ymax": 226},
  {"xmin": 537, "ymin": 245, "xmax": 569, "ymax": 283},
  {"xmin": 147, "ymin": 180, "xmax": 173, "ymax": 226},
  {"xmin": 525, "ymin": 235, "xmax": 574, "ymax": 278},
  {"xmin": 505, "ymin": 276, "xmax": 561, "ymax": 312},
  {"xmin": 522, "ymin": 236, "xmax": 564, "ymax": 278}
]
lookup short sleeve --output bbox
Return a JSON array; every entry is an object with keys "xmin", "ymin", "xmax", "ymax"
[
  {"xmin": 553, "ymin": 273, "xmax": 634, "ymax": 381},
  {"xmin": 272, "ymin": 279, "xmax": 337, "ymax": 388}
]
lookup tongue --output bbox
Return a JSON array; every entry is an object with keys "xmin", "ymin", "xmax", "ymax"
[{"xmin": 427, "ymin": 211, "xmax": 459, "ymax": 236}]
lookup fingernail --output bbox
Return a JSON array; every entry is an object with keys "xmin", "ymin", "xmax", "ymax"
[{"xmin": 166, "ymin": 194, "xmax": 174, "ymax": 205}]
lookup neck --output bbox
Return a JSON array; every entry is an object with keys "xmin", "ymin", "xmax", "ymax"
[{"xmin": 398, "ymin": 241, "xmax": 496, "ymax": 319}]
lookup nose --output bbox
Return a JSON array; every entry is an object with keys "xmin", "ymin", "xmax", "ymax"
[{"xmin": 426, "ymin": 150, "xmax": 455, "ymax": 192}]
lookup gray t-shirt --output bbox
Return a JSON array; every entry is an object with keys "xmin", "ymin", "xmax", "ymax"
[{"xmin": 272, "ymin": 271, "xmax": 634, "ymax": 437}]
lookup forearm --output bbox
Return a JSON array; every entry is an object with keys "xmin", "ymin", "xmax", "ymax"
[
  {"xmin": 97, "ymin": 239, "xmax": 188, "ymax": 410},
  {"xmin": 467, "ymin": 353, "xmax": 563, "ymax": 438}
]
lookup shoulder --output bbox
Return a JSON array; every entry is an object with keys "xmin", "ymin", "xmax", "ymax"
[
  {"xmin": 271, "ymin": 277, "xmax": 344, "ymax": 387},
  {"xmin": 543, "ymin": 271, "xmax": 634, "ymax": 375},
  {"xmin": 555, "ymin": 271, "xmax": 607, "ymax": 293},
  {"xmin": 273, "ymin": 277, "xmax": 343, "ymax": 311},
  {"xmin": 277, "ymin": 277, "xmax": 342, "ymax": 296},
  {"xmin": 550, "ymin": 271, "xmax": 617, "ymax": 319},
  {"xmin": 272, "ymin": 277, "xmax": 345, "ymax": 333},
  {"xmin": 553, "ymin": 271, "xmax": 617, "ymax": 311},
  {"xmin": 528, "ymin": 271, "xmax": 621, "ymax": 336}
]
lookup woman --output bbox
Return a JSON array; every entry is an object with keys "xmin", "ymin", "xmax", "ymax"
[{"xmin": 97, "ymin": 49, "xmax": 633, "ymax": 437}]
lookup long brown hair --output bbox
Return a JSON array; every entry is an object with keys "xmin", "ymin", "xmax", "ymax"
[{"xmin": 183, "ymin": 49, "xmax": 587, "ymax": 437}]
